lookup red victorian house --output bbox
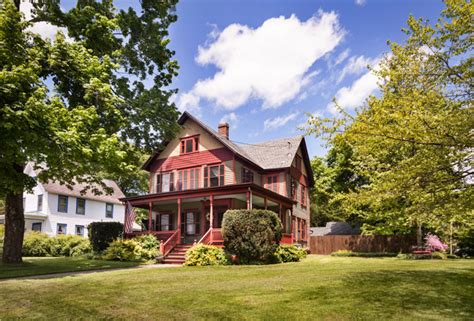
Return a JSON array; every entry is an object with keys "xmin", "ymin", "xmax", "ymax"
[{"xmin": 122, "ymin": 112, "xmax": 314, "ymax": 263}]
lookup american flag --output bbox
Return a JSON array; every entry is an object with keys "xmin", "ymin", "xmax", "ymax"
[{"xmin": 124, "ymin": 202, "xmax": 136, "ymax": 233}]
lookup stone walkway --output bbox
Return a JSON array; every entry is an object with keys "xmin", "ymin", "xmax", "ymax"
[{"xmin": 2, "ymin": 263, "xmax": 182, "ymax": 281}]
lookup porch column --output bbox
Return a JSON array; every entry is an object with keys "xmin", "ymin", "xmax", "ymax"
[
  {"xmin": 210, "ymin": 194, "xmax": 214, "ymax": 243},
  {"xmin": 177, "ymin": 198, "xmax": 182, "ymax": 244},
  {"xmin": 246, "ymin": 188, "xmax": 252, "ymax": 210},
  {"xmin": 148, "ymin": 202, "xmax": 152, "ymax": 231},
  {"xmin": 264, "ymin": 197, "xmax": 267, "ymax": 210}
]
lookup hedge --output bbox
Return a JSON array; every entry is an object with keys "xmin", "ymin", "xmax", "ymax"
[
  {"xmin": 22, "ymin": 232, "xmax": 91, "ymax": 257},
  {"xmin": 88, "ymin": 222, "xmax": 123, "ymax": 252}
]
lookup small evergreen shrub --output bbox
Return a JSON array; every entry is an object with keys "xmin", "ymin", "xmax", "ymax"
[
  {"xmin": 88, "ymin": 222, "xmax": 123, "ymax": 252},
  {"xmin": 184, "ymin": 244, "xmax": 228, "ymax": 266},
  {"xmin": 272, "ymin": 245, "xmax": 307, "ymax": 263},
  {"xmin": 103, "ymin": 237, "xmax": 159, "ymax": 262},
  {"xmin": 222, "ymin": 209, "xmax": 282, "ymax": 263},
  {"xmin": 22, "ymin": 232, "xmax": 91, "ymax": 257}
]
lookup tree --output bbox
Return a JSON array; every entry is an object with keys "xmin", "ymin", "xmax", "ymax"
[
  {"xmin": 0, "ymin": 0, "xmax": 180, "ymax": 263},
  {"xmin": 306, "ymin": 0, "xmax": 473, "ymax": 244},
  {"xmin": 310, "ymin": 140, "xmax": 368, "ymax": 226}
]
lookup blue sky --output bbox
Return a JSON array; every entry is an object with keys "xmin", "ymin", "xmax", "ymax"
[
  {"xmin": 166, "ymin": 0, "xmax": 444, "ymax": 158},
  {"xmin": 22, "ymin": 0, "xmax": 445, "ymax": 159}
]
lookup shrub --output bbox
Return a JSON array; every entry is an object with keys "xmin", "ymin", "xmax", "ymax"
[
  {"xmin": 88, "ymin": 222, "xmax": 123, "ymax": 252},
  {"xmin": 431, "ymin": 251, "xmax": 448, "ymax": 260},
  {"xmin": 22, "ymin": 232, "xmax": 91, "ymax": 257},
  {"xmin": 222, "ymin": 209, "xmax": 282, "ymax": 263},
  {"xmin": 272, "ymin": 245, "xmax": 307, "ymax": 263},
  {"xmin": 134, "ymin": 234, "xmax": 159, "ymax": 250},
  {"xmin": 103, "ymin": 237, "xmax": 159, "ymax": 262},
  {"xmin": 331, "ymin": 250, "xmax": 397, "ymax": 257},
  {"xmin": 22, "ymin": 232, "xmax": 51, "ymax": 256},
  {"xmin": 396, "ymin": 253, "xmax": 414, "ymax": 260},
  {"xmin": 425, "ymin": 233, "xmax": 448, "ymax": 252},
  {"xmin": 184, "ymin": 244, "xmax": 228, "ymax": 266}
]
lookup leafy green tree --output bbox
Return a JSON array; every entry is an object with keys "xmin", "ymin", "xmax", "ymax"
[
  {"xmin": 0, "ymin": 0, "xmax": 180, "ymax": 263},
  {"xmin": 307, "ymin": 0, "xmax": 473, "ymax": 244}
]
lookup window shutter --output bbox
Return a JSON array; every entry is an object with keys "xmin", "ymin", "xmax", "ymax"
[
  {"xmin": 203, "ymin": 166, "xmax": 208, "ymax": 187},
  {"xmin": 157, "ymin": 174, "xmax": 162, "ymax": 193},
  {"xmin": 219, "ymin": 164, "xmax": 225, "ymax": 186},
  {"xmin": 169, "ymin": 172, "xmax": 174, "ymax": 191}
]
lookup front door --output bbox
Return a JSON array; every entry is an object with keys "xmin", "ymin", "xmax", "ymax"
[
  {"xmin": 204, "ymin": 205, "xmax": 229, "ymax": 229},
  {"xmin": 181, "ymin": 210, "xmax": 201, "ymax": 244}
]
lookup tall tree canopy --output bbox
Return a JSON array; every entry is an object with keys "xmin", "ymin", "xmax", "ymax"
[
  {"xmin": 307, "ymin": 0, "xmax": 473, "ymax": 244},
  {"xmin": 0, "ymin": 0, "xmax": 180, "ymax": 263}
]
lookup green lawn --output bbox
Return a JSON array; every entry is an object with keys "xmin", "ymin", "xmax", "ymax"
[
  {"xmin": 0, "ymin": 256, "xmax": 473, "ymax": 320},
  {"xmin": 0, "ymin": 257, "xmax": 139, "ymax": 279}
]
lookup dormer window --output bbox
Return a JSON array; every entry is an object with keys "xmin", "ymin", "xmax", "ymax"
[{"xmin": 180, "ymin": 136, "xmax": 199, "ymax": 154}]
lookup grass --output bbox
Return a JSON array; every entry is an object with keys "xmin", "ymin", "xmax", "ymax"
[
  {"xmin": 0, "ymin": 257, "xmax": 139, "ymax": 279},
  {"xmin": 0, "ymin": 255, "xmax": 473, "ymax": 320}
]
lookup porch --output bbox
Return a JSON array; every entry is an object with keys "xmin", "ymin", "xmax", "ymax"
[{"xmin": 121, "ymin": 183, "xmax": 301, "ymax": 257}]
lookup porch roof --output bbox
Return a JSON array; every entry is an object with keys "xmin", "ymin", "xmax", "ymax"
[{"xmin": 120, "ymin": 183, "xmax": 296, "ymax": 207}]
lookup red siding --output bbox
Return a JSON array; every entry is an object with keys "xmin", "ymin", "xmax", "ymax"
[{"xmin": 151, "ymin": 147, "xmax": 234, "ymax": 172}]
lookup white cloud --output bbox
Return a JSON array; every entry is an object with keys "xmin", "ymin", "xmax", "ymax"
[
  {"xmin": 176, "ymin": 92, "xmax": 201, "ymax": 116},
  {"xmin": 20, "ymin": 1, "xmax": 68, "ymax": 40},
  {"xmin": 332, "ymin": 48, "xmax": 350, "ymax": 67},
  {"xmin": 337, "ymin": 55, "xmax": 378, "ymax": 83},
  {"xmin": 178, "ymin": 10, "xmax": 344, "ymax": 113},
  {"xmin": 328, "ymin": 69, "xmax": 379, "ymax": 114},
  {"xmin": 355, "ymin": 0, "xmax": 367, "ymax": 6},
  {"xmin": 264, "ymin": 112, "xmax": 299, "ymax": 131},
  {"xmin": 220, "ymin": 112, "xmax": 239, "ymax": 129}
]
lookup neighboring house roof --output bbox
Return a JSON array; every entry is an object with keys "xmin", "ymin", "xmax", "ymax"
[
  {"xmin": 42, "ymin": 179, "xmax": 125, "ymax": 205},
  {"xmin": 143, "ymin": 111, "xmax": 315, "ymax": 186},
  {"xmin": 310, "ymin": 222, "xmax": 361, "ymax": 236}
]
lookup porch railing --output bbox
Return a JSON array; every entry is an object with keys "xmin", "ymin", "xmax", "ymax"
[
  {"xmin": 198, "ymin": 228, "xmax": 223, "ymax": 245},
  {"xmin": 198, "ymin": 228, "xmax": 213, "ymax": 244},
  {"xmin": 160, "ymin": 229, "xmax": 179, "ymax": 256}
]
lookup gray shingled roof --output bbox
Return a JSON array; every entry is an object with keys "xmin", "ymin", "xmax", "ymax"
[
  {"xmin": 238, "ymin": 136, "xmax": 303, "ymax": 169},
  {"xmin": 42, "ymin": 179, "xmax": 125, "ymax": 205}
]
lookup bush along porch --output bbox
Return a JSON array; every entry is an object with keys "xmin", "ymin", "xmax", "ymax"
[{"xmin": 121, "ymin": 112, "xmax": 313, "ymax": 264}]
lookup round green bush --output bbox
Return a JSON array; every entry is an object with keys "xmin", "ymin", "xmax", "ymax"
[
  {"xmin": 184, "ymin": 244, "xmax": 228, "ymax": 266},
  {"xmin": 272, "ymin": 245, "xmax": 307, "ymax": 263},
  {"xmin": 222, "ymin": 209, "xmax": 282, "ymax": 263},
  {"xmin": 103, "ymin": 237, "xmax": 159, "ymax": 262},
  {"xmin": 134, "ymin": 234, "xmax": 160, "ymax": 250}
]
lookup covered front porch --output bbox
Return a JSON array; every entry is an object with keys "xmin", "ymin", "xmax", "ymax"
[{"xmin": 122, "ymin": 184, "xmax": 297, "ymax": 256}]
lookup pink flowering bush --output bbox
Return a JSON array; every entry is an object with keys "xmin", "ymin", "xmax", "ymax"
[{"xmin": 425, "ymin": 233, "xmax": 448, "ymax": 252}]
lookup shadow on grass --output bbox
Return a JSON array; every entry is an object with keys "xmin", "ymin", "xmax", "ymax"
[{"xmin": 339, "ymin": 268, "xmax": 474, "ymax": 320}]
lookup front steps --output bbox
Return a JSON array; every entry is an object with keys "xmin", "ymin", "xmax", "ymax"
[{"xmin": 162, "ymin": 244, "xmax": 193, "ymax": 264}]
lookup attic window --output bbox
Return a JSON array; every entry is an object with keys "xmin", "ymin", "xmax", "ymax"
[{"xmin": 180, "ymin": 136, "xmax": 199, "ymax": 154}]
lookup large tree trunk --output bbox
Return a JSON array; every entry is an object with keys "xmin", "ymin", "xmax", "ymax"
[{"xmin": 2, "ymin": 163, "xmax": 25, "ymax": 264}]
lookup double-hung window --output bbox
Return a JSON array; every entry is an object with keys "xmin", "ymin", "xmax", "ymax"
[
  {"xmin": 58, "ymin": 195, "xmax": 68, "ymax": 213},
  {"xmin": 180, "ymin": 136, "xmax": 199, "ymax": 154},
  {"xmin": 160, "ymin": 213, "xmax": 172, "ymax": 231},
  {"xmin": 178, "ymin": 168, "xmax": 200, "ymax": 191},
  {"xmin": 156, "ymin": 172, "xmax": 174, "ymax": 193},
  {"xmin": 265, "ymin": 175, "xmax": 278, "ymax": 193},
  {"xmin": 75, "ymin": 225, "xmax": 84, "ymax": 236},
  {"xmin": 76, "ymin": 198, "xmax": 86, "ymax": 215},
  {"xmin": 37, "ymin": 194, "xmax": 43, "ymax": 212},
  {"xmin": 204, "ymin": 164, "xmax": 225, "ymax": 187},
  {"xmin": 105, "ymin": 203, "xmax": 114, "ymax": 218},
  {"xmin": 32, "ymin": 222, "xmax": 42, "ymax": 232},
  {"xmin": 242, "ymin": 167, "xmax": 254, "ymax": 183},
  {"xmin": 301, "ymin": 185, "xmax": 307, "ymax": 208},
  {"xmin": 57, "ymin": 223, "xmax": 67, "ymax": 235}
]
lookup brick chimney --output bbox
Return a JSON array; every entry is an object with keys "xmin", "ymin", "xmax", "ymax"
[{"xmin": 218, "ymin": 122, "xmax": 230, "ymax": 139}]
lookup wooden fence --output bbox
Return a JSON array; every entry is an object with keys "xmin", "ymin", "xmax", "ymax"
[{"xmin": 309, "ymin": 235, "xmax": 416, "ymax": 255}]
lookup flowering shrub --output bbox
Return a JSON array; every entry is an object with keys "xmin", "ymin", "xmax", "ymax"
[
  {"xmin": 184, "ymin": 244, "xmax": 228, "ymax": 266},
  {"xmin": 425, "ymin": 234, "xmax": 448, "ymax": 252}
]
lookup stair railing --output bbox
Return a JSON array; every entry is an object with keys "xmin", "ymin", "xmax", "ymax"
[
  {"xmin": 198, "ymin": 228, "xmax": 213, "ymax": 244},
  {"xmin": 160, "ymin": 229, "xmax": 179, "ymax": 257}
]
